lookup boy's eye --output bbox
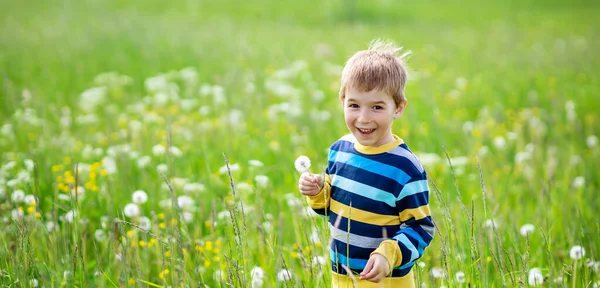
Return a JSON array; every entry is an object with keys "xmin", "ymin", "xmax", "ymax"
[
  {"xmin": 348, "ymin": 104, "xmax": 359, "ymax": 108},
  {"xmin": 373, "ymin": 105, "xmax": 383, "ymax": 110}
]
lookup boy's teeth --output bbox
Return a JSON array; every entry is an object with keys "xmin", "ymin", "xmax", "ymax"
[{"xmin": 359, "ymin": 128, "xmax": 373, "ymax": 132}]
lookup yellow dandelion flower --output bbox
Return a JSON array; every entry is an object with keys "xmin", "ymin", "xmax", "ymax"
[
  {"xmin": 212, "ymin": 256, "xmax": 220, "ymax": 262},
  {"xmin": 91, "ymin": 185, "xmax": 99, "ymax": 192},
  {"xmin": 159, "ymin": 269, "xmax": 170, "ymax": 280},
  {"xmin": 61, "ymin": 185, "xmax": 70, "ymax": 193},
  {"xmin": 128, "ymin": 278, "xmax": 135, "ymax": 285},
  {"xmin": 290, "ymin": 252, "xmax": 299, "ymax": 259},
  {"xmin": 52, "ymin": 164, "xmax": 63, "ymax": 173},
  {"xmin": 126, "ymin": 230, "xmax": 134, "ymax": 237},
  {"xmin": 89, "ymin": 172, "xmax": 97, "ymax": 180},
  {"xmin": 139, "ymin": 240, "xmax": 147, "ymax": 247},
  {"xmin": 206, "ymin": 241, "xmax": 213, "ymax": 251},
  {"xmin": 159, "ymin": 223, "xmax": 166, "ymax": 229},
  {"xmin": 85, "ymin": 182, "xmax": 93, "ymax": 189},
  {"xmin": 56, "ymin": 175, "xmax": 64, "ymax": 182},
  {"xmin": 170, "ymin": 218, "xmax": 178, "ymax": 225},
  {"xmin": 195, "ymin": 245, "xmax": 204, "ymax": 252},
  {"xmin": 164, "ymin": 251, "xmax": 171, "ymax": 257},
  {"xmin": 215, "ymin": 239, "xmax": 222, "ymax": 247},
  {"xmin": 27, "ymin": 206, "xmax": 35, "ymax": 214},
  {"xmin": 224, "ymin": 195, "xmax": 234, "ymax": 205},
  {"xmin": 35, "ymin": 212, "xmax": 41, "ymax": 218},
  {"xmin": 158, "ymin": 213, "xmax": 165, "ymax": 220},
  {"xmin": 204, "ymin": 220, "xmax": 212, "ymax": 228},
  {"xmin": 486, "ymin": 256, "xmax": 492, "ymax": 263},
  {"xmin": 100, "ymin": 169, "xmax": 108, "ymax": 176},
  {"xmin": 204, "ymin": 259, "xmax": 211, "ymax": 267}
]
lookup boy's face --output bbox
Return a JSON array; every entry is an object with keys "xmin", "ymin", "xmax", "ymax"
[{"xmin": 341, "ymin": 88, "xmax": 406, "ymax": 147}]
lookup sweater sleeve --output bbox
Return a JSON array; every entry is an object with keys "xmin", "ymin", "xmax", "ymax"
[
  {"xmin": 306, "ymin": 174, "xmax": 331, "ymax": 216},
  {"xmin": 371, "ymin": 173, "xmax": 435, "ymax": 270}
]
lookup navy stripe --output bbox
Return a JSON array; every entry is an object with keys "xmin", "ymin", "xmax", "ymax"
[
  {"xmin": 331, "ymin": 263, "xmax": 412, "ymax": 277},
  {"xmin": 331, "ymin": 189, "xmax": 397, "ymax": 217},
  {"xmin": 397, "ymin": 190, "xmax": 429, "ymax": 210},
  {"xmin": 330, "ymin": 239, "xmax": 378, "ymax": 260}
]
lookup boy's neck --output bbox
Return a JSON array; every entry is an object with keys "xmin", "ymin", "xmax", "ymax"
[{"xmin": 354, "ymin": 135, "xmax": 404, "ymax": 155}]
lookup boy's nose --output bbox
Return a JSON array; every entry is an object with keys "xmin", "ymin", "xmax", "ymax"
[{"xmin": 357, "ymin": 109, "xmax": 371, "ymax": 123}]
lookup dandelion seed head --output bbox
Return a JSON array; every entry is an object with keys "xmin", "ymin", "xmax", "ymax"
[
  {"xmin": 139, "ymin": 216, "xmax": 151, "ymax": 230},
  {"xmin": 587, "ymin": 135, "xmax": 598, "ymax": 148},
  {"xmin": 430, "ymin": 267, "xmax": 444, "ymax": 278},
  {"xmin": 294, "ymin": 155, "xmax": 311, "ymax": 173},
  {"xmin": 570, "ymin": 245, "xmax": 586, "ymax": 260},
  {"xmin": 573, "ymin": 177, "xmax": 585, "ymax": 189},
  {"xmin": 528, "ymin": 268, "xmax": 544, "ymax": 286},
  {"xmin": 123, "ymin": 203, "xmax": 140, "ymax": 218},
  {"xmin": 251, "ymin": 266, "xmax": 265, "ymax": 280},
  {"xmin": 248, "ymin": 160, "xmax": 264, "ymax": 167},
  {"xmin": 455, "ymin": 271, "xmax": 465, "ymax": 283},
  {"xmin": 520, "ymin": 224, "xmax": 535, "ymax": 236},
  {"xmin": 132, "ymin": 190, "xmax": 148, "ymax": 204},
  {"xmin": 277, "ymin": 269, "xmax": 293, "ymax": 281}
]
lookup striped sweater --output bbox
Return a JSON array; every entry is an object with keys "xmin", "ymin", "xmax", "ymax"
[{"xmin": 307, "ymin": 134, "xmax": 434, "ymax": 287}]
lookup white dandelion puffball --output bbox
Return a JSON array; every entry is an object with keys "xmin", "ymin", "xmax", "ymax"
[
  {"xmin": 251, "ymin": 266, "xmax": 265, "ymax": 280},
  {"xmin": 528, "ymin": 268, "xmax": 544, "ymax": 286},
  {"xmin": 64, "ymin": 210, "xmax": 77, "ymax": 223},
  {"xmin": 430, "ymin": 267, "xmax": 445, "ymax": 279},
  {"xmin": 570, "ymin": 245, "xmax": 586, "ymax": 260},
  {"xmin": 123, "ymin": 203, "xmax": 140, "ymax": 218},
  {"xmin": 455, "ymin": 271, "xmax": 465, "ymax": 283},
  {"xmin": 132, "ymin": 190, "xmax": 148, "ymax": 204},
  {"xmin": 277, "ymin": 269, "xmax": 293, "ymax": 281},
  {"xmin": 294, "ymin": 155, "xmax": 311, "ymax": 173},
  {"xmin": 252, "ymin": 277, "xmax": 264, "ymax": 288},
  {"xmin": 519, "ymin": 224, "xmax": 535, "ymax": 236},
  {"xmin": 138, "ymin": 216, "xmax": 151, "ymax": 230}
]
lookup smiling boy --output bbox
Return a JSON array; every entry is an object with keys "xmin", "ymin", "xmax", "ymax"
[{"xmin": 298, "ymin": 40, "xmax": 434, "ymax": 287}]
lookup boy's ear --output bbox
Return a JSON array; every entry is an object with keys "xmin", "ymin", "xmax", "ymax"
[{"xmin": 393, "ymin": 100, "xmax": 407, "ymax": 119}]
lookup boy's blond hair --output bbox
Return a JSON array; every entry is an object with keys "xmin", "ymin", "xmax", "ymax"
[{"xmin": 339, "ymin": 40, "xmax": 411, "ymax": 106}]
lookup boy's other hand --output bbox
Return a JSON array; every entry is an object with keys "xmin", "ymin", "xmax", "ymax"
[
  {"xmin": 298, "ymin": 172, "xmax": 323, "ymax": 196},
  {"xmin": 359, "ymin": 254, "xmax": 390, "ymax": 283}
]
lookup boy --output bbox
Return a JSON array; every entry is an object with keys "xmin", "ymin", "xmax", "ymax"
[{"xmin": 298, "ymin": 41, "xmax": 434, "ymax": 287}]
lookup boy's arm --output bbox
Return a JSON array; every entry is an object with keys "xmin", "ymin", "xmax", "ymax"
[
  {"xmin": 371, "ymin": 174, "xmax": 435, "ymax": 270},
  {"xmin": 306, "ymin": 174, "xmax": 332, "ymax": 216}
]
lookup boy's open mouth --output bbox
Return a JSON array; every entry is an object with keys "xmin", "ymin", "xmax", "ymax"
[{"xmin": 357, "ymin": 128, "xmax": 375, "ymax": 135}]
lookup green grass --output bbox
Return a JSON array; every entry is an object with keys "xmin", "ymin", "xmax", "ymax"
[{"xmin": 0, "ymin": 0, "xmax": 599, "ymax": 287}]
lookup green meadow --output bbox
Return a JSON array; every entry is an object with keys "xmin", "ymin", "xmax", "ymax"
[{"xmin": 1, "ymin": 0, "xmax": 599, "ymax": 286}]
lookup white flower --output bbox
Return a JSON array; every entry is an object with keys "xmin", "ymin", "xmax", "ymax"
[
  {"xmin": 277, "ymin": 269, "xmax": 293, "ymax": 281},
  {"xmin": 252, "ymin": 277, "xmax": 264, "ymax": 288},
  {"xmin": 570, "ymin": 245, "xmax": 586, "ymax": 260},
  {"xmin": 519, "ymin": 224, "xmax": 535, "ymax": 236},
  {"xmin": 138, "ymin": 216, "xmax": 151, "ymax": 230},
  {"xmin": 102, "ymin": 157, "xmax": 117, "ymax": 175},
  {"xmin": 64, "ymin": 210, "xmax": 77, "ymax": 223},
  {"xmin": 484, "ymin": 218, "xmax": 499, "ymax": 229},
  {"xmin": 251, "ymin": 266, "xmax": 265, "ymax": 280},
  {"xmin": 528, "ymin": 268, "xmax": 544, "ymax": 286},
  {"xmin": 46, "ymin": 221, "xmax": 58, "ymax": 232},
  {"xmin": 11, "ymin": 208, "xmax": 24, "ymax": 220},
  {"xmin": 455, "ymin": 271, "xmax": 465, "ymax": 283},
  {"xmin": 449, "ymin": 156, "xmax": 468, "ymax": 167},
  {"xmin": 169, "ymin": 146, "xmax": 182, "ymax": 157},
  {"xmin": 236, "ymin": 182, "xmax": 253, "ymax": 193},
  {"xmin": 219, "ymin": 163, "xmax": 240, "ymax": 174},
  {"xmin": 156, "ymin": 164, "xmax": 168, "ymax": 174},
  {"xmin": 152, "ymin": 144, "xmax": 166, "ymax": 156},
  {"xmin": 430, "ymin": 267, "xmax": 445, "ymax": 278},
  {"xmin": 137, "ymin": 156, "xmax": 151, "ymax": 168},
  {"xmin": 24, "ymin": 159, "xmax": 35, "ymax": 171},
  {"xmin": 132, "ymin": 190, "xmax": 148, "ymax": 204},
  {"xmin": 417, "ymin": 261, "xmax": 426, "ymax": 268},
  {"xmin": 254, "ymin": 175, "xmax": 269, "ymax": 188},
  {"xmin": 493, "ymin": 136, "xmax": 506, "ymax": 149},
  {"xmin": 23, "ymin": 194, "xmax": 37, "ymax": 206},
  {"xmin": 123, "ymin": 203, "xmax": 140, "ymax": 218},
  {"xmin": 182, "ymin": 211, "xmax": 193, "ymax": 223},
  {"xmin": 294, "ymin": 155, "xmax": 311, "ymax": 173},
  {"xmin": 417, "ymin": 153, "xmax": 441, "ymax": 167},
  {"xmin": 11, "ymin": 189, "xmax": 25, "ymax": 203},
  {"xmin": 30, "ymin": 279, "xmax": 39, "ymax": 287},
  {"xmin": 64, "ymin": 270, "xmax": 73, "ymax": 280},
  {"xmin": 94, "ymin": 229, "xmax": 106, "ymax": 241},
  {"xmin": 573, "ymin": 177, "xmax": 585, "ymax": 189},
  {"xmin": 262, "ymin": 221, "xmax": 272, "ymax": 233},
  {"xmin": 587, "ymin": 135, "xmax": 598, "ymax": 148},
  {"xmin": 248, "ymin": 160, "xmax": 264, "ymax": 167},
  {"xmin": 312, "ymin": 256, "xmax": 327, "ymax": 265},
  {"xmin": 177, "ymin": 195, "xmax": 194, "ymax": 208},
  {"xmin": 183, "ymin": 183, "xmax": 205, "ymax": 193}
]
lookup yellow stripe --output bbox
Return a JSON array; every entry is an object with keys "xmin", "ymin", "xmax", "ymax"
[
  {"xmin": 353, "ymin": 135, "xmax": 405, "ymax": 155},
  {"xmin": 399, "ymin": 205, "xmax": 431, "ymax": 222},
  {"xmin": 306, "ymin": 174, "xmax": 332, "ymax": 209},
  {"xmin": 331, "ymin": 270, "xmax": 415, "ymax": 288},
  {"xmin": 330, "ymin": 200, "xmax": 401, "ymax": 226}
]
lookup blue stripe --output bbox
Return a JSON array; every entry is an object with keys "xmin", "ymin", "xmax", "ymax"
[
  {"xmin": 329, "ymin": 150, "xmax": 411, "ymax": 185},
  {"xmin": 400, "ymin": 228, "xmax": 428, "ymax": 254},
  {"xmin": 397, "ymin": 180, "xmax": 428, "ymax": 201},
  {"xmin": 393, "ymin": 234, "xmax": 419, "ymax": 264},
  {"xmin": 330, "ymin": 249, "xmax": 368, "ymax": 270},
  {"xmin": 332, "ymin": 175, "xmax": 397, "ymax": 207},
  {"xmin": 328, "ymin": 211, "xmax": 400, "ymax": 238}
]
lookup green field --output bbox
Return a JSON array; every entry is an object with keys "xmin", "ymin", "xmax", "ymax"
[{"xmin": 1, "ymin": 0, "xmax": 599, "ymax": 287}]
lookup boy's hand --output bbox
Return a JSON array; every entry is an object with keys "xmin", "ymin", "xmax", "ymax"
[
  {"xmin": 359, "ymin": 254, "xmax": 390, "ymax": 283},
  {"xmin": 298, "ymin": 172, "xmax": 323, "ymax": 196}
]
